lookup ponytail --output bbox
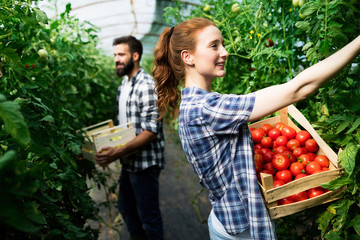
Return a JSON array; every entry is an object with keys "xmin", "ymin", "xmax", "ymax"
[
  {"xmin": 152, "ymin": 27, "xmax": 180, "ymax": 120},
  {"xmin": 152, "ymin": 18, "xmax": 216, "ymax": 120}
]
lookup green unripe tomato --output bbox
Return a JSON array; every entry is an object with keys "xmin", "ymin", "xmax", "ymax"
[
  {"xmin": 292, "ymin": 0, "xmax": 300, "ymax": 7},
  {"xmin": 38, "ymin": 49, "xmax": 48, "ymax": 59},
  {"xmin": 203, "ymin": 4, "xmax": 210, "ymax": 12},
  {"xmin": 299, "ymin": 13, "xmax": 306, "ymax": 19},
  {"xmin": 299, "ymin": 0, "xmax": 306, "ymax": 7},
  {"xmin": 231, "ymin": 3, "xmax": 241, "ymax": 13}
]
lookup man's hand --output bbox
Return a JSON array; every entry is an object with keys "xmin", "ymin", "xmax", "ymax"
[{"xmin": 95, "ymin": 146, "xmax": 124, "ymax": 167}]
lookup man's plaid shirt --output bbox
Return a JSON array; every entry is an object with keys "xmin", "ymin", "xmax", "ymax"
[
  {"xmin": 116, "ymin": 68, "xmax": 165, "ymax": 172},
  {"xmin": 178, "ymin": 87, "xmax": 276, "ymax": 239}
]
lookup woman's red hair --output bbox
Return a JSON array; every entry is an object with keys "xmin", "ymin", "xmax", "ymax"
[{"xmin": 152, "ymin": 18, "xmax": 216, "ymax": 120}]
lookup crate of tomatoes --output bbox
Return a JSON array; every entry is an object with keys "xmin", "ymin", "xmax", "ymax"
[{"xmin": 249, "ymin": 105, "xmax": 344, "ymax": 219}]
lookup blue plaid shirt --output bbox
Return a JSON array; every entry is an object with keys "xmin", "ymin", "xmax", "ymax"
[
  {"xmin": 116, "ymin": 68, "xmax": 165, "ymax": 172},
  {"xmin": 178, "ymin": 87, "xmax": 276, "ymax": 239}
]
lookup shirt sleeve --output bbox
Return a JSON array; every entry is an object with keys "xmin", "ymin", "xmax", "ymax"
[
  {"xmin": 202, "ymin": 92, "xmax": 255, "ymax": 135},
  {"xmin": 138, "ymin": 79, "xmax": 161, "ymax": 134}
]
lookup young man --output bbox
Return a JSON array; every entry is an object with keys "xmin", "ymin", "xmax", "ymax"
[{"xmin": 96, "ymin": 36, "xmax": 165, "ymax": 240}]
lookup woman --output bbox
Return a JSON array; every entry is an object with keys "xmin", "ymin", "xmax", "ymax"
[{"xmin": 152, "ymin": 18, "xmax": 360, "ymax": 240}]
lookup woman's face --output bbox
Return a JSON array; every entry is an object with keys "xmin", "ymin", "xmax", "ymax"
[{"xmin": 191, "ymin": 25, "xmax": 229, "ymax": 82}]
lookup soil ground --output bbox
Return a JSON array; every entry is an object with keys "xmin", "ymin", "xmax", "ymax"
[{"xmin": 87, "ymin": 124, "xmax": 212, "ymax": 240}]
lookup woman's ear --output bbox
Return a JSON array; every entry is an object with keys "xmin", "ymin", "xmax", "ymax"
[{"xmin": 181, "ymin": 50, "xmax": 194, "ymax": 66}]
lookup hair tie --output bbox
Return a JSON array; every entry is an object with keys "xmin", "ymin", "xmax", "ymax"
[{"xmin": 169, "ymin": 26, "xmax": 175, "ymax": 38}]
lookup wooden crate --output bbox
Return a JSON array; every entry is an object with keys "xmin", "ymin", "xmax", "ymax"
[
  {"xmin": 249, "ymin": 105, "xmax": 345, "ymax": 219},
  {"xmin": 79, "ymin": 120, "xmax": 136, "ymax": 163}
]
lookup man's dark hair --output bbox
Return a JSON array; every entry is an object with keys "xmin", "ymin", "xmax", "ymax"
[{"xmin": 113, "ymin": 35, "xmax": 143, "ymax": 61}]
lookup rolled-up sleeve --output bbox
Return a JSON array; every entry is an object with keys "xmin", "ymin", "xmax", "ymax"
[{"xmin": 202, "ymin": 92, "xmax": 255, "ymax": 135}]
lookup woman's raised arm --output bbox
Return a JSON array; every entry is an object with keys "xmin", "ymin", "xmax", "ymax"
[{"xmin": 248, "ymin": 35, "xmax": 360, "ymax": 122}]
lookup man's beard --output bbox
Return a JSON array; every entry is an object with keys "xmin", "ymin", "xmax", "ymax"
[{"xmin": 116, "ymin": 57, "xmax": 134, "ymax": 78}]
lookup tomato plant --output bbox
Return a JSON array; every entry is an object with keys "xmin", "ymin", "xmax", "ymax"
[{"xmin": 0, "ymin": 1, "xmax": 119, "ymax": 238}]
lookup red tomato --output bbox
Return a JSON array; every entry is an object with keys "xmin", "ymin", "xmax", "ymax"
[
  {"xmin": 295, "ymin": 130, "xmax": 311, "ymax": 146},
  {"xmin": 259, "ymin": 148, "xmax": 272, "ymax": 155},
  {"xmin": 308, "ymin": 187, "xmax": 324, "ymax": 199},
  {"xmin": 254, "ymin": 144, "xmax": 262, "ymax": 150},
  {"xmin": 274, "ymin": 146, "xmax": 288, "ymax": 154},
  {"xmin": 263, "ymin": 162, "xmax": 276, "ymax": 175},
  {"xmin": 287, "ymin": 139, "xmax": 301, "ymax": 151},
  {"xmin": 260, "ymin": 169, "xmax": 274, "ymax": 176},
  {"xmin": 260, "ymin": 123, "xmax": 273, "ymax": 134},
  {"xmin": 273, "ymin": 179, "xmax": 285, "ymax": 188},
  {"xmin": 314, "ymin": 155, "xmax": 329, "ymax": 168},
  {"xmin": 272, "ymin": 153, "xmax": 291, "ymax": 171},
  {"xmin": 293, "ymin": 147, "xmax": 308, "ymax": 158},
  {"xmin": 254, "ymin": 149, "xmax": 263, "ymax": 155},
  {"xmin": 263, "ymin": 151, "xmax": 275, "ymax": 163},
  {"xmin": 307, "ymin": 152, "xmax": 317, "ymax": 162},
  {"xmin": 305, "ymin": 139, "xmax": 319, "ymax": 153},
  {"xmin": 251, "ymin": 128, "xmax": 266, "ymax": 144},
  {"xmin": 283, "ymin": 151, "xmax": 296, "ymax": 163},
  {"xmin": 254, "ymin": 156, "xmax": 263, "ymax": 173},
  {"xmin": 261, "ymin": 137, "xmax": 273, "ymax": 148},
  {"xmin": 291, "ymin": 191, "xmax": 308, "ymax": 202},
  {"xmin": 297, "ymin": 153, "xmax": 311, "ymax": 166},
  {"xmin": 254, "ymin": 153, "xmax": 264, "ymax": 164},
  {"xmin": 294, "ymin": 173, "xmax": 308, "ymax": 180},
  {"xmin": 249, "ymin": 127, "xmax": 256, "ymax": 132},
  {"xmin": 281, "ymin": 126, "xmax": 297, "ymax": 140},
  {"xmin": 275, "ymin": 136, "xmax": 288, "ymax": 147},
  {"xmin": 306, "ymin": 161, "xmax": 322, "ymax": 175},
  {"xmin": 278, "ymin": 196, "xmax": 295, "ymax": 205},
  {"xmin": 274, "ymin": 122, "xmax": 285, "ymax": 131},
  {"xmin": 275, "ymin": 170, "xmax": 292, "ymax": 183},
  {"xmin": 289, "ymin": 162, "xmax": 305, "ymax": 177},
  {"xmin": 268, "ymin": 128, "xmax": 281, "ymax": 140},
  {"xmin": 322, "ymin": 167, "xmax": 330, "ymax": 171}
]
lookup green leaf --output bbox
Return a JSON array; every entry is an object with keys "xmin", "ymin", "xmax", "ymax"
[
  {"xmin": 0, "ymin": 195, "xmax": 40, "ymax": 233},
  {"xmin": 302, "ymin": 41, "xmax": 313, "ymax": 51},
  {"xmin": 336, "ymin": 121, "xmax": 349, "ymax": 134},
  {"xmin": 295, "ymin": 21, "xmax": 310, "ymax": 31},
  {"xmin": 350, "ymin": 215, "xmax": 360, "ymax": 236},
  {"xmin": 321, "ymin": 175, "xmax": 353, "ymax": 190},
  {"xmin": 299, "ymin": 2, "xmax": 319, "ymax": 16},
  {"xmin": 24, "ymin": 201, "xmax": 47, "ymax": 225},
  {"xmin": 32, "ymin": 7, "xmax": 48, "ymax": 24},
  {"xmin": 317, "ymin": 210, "xmax": 334, "ymax": 237},
  {"xmin": 338, "ymin": 142, "xmax": 358, "ymax": 176},
  {"xmin": 0, "ymin": 150, "xmax": 16, "ymax": 171},
  {"xmin": 346, "ymin": 118, "xmax": 360, "ymax": 134},
  {"xmin": 0, "ymin": 100, "xmax": 31, "ymax": 146}
]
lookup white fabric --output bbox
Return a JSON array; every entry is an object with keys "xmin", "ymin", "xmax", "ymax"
[{"xmin": 118, "ymin": 78, "xmax": 132, "ymax": 125}]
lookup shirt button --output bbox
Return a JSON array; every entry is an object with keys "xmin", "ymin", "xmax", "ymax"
[{"xmin": 226, "ymin": 101, "xmax": 230, "ymax": 105}]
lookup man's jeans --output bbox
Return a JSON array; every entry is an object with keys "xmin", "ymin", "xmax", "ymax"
[{"xmin": 118, "ymin": 165, "xmax": 163, "ymax": 240}]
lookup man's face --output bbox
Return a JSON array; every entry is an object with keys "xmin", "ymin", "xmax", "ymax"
[{"xmin": 114, "ymin": 43, "xmax": 134, "ymax": 78}]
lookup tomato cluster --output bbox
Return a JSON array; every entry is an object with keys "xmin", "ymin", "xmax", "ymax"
[{"xmin": 251, "ymin": 122, "xmax": 330, "ymax": 205}]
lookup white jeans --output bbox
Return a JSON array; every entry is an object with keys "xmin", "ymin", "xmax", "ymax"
[{"xmin": 208, "ymin": 210, "xmax": 253, "ymax": 240}]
